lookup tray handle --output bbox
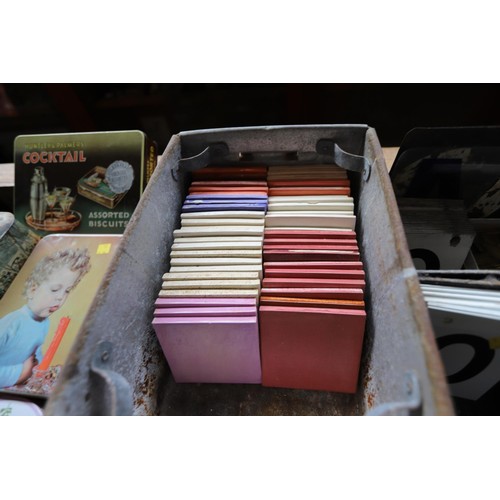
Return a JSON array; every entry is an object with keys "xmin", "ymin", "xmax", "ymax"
[{"xmin": 89, "ymin": 341, "xmax": 134, "ymax": 416}]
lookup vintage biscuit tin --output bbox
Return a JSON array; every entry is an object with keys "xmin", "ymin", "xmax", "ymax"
[{"xmin": 14, "ymin": 131, "xmax": 157, "ymax": 235}]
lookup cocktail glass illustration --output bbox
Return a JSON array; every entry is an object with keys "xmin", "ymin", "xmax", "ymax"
[
  {"xmin": 53, "ymin": 187, "xmax": 71, "ymax": 219},
  {"xmin": 45, "ymin": 192, "xmax": 58, "ymax": 223},
  {"xmin": 59, "ymin": 196, "xmax": 75, "ymax": 219},
  {"xmin": 53, "ymin": 187, "xmax": 71, "ymax": 201}
]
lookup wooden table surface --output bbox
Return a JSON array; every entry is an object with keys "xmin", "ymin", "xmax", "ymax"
[
  {"xmin": 0, "ymin": 163, "xmax": 14, "ymax": 188},
  {"xmin": 382, "ymin": 147, "xmax": 398, "ymax": 172}
]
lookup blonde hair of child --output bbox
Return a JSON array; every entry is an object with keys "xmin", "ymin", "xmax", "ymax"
[{"xmin": 24, "ymin": 247, "xmax": 91, "ymax": 296}]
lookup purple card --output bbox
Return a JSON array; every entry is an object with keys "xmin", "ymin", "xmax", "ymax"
[
  {"xmin": 153, "ymin": 315, "xmax": 257, "ymax": 325},
  {"xmin": 152, "ymin": 315, "xmax": 262, "ymax": 384},
  {"xmin": 185, "ymin": 194, "xmax": 268, "ymax": 201},
  {"xmin": 154, "ymin": 297, "xmax": 257, "ymax": 308},
  {"xmin": 154, "ymin": 306, "xmax": 257, "ymax": 317},
  {"xmin": 184, "ymin": 197, "xmax": 268, "ymax": 204},
  {"xmin": 182, "ymin": 203, "xmax": 267, "ymax": 213}
]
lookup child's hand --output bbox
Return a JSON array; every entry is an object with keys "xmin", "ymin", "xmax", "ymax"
[{"xmin": 17, "ymin": 355, "xmax": 38, "ymax": 384}]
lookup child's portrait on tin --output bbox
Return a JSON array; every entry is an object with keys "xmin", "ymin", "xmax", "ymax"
[{"xmin": 0, "ymin": 247, "xmax": 91, "ymax": 388}]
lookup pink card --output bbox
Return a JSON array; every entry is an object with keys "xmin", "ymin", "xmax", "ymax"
[
  {"xmin": 154, "ymin": 306, "xmax": 257, "ymax": 317},
  {"xmin": 152, "ymin": 315, "xmax": 262, "ymax": 384},
  {"xmin": 154, "ymin": 297, "xmax": 257, "ymax": 308}
]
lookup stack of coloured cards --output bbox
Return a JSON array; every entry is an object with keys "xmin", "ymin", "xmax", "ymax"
[
  {"xmin": 168, "ymin": 167, "xmax": 267, "ymax": 281},
  {"xmin": 153, "ymin": 297, "xmax": 261, "ymax": 383},
  {"xmin": 265, "ymin": 165, "xmax": 356, "ymax": 230},
  {"xmin": 259, "ymin": 165, "xmax": 367, "ymax": 393},
  {"xmin": 422, "ymin": 283, "xmax": 500, "ymax": 404},
  {"xmin": 152, "ymin": 166, "xmax": 267, "ymax": 384}
]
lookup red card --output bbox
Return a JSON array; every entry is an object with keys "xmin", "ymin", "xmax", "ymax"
[
  {"xmin": 263, "ymin": 261, "xmax": 364, "ymax": 270},
  {"xmin": 264, "ymin": 229, "xmax": 357, "ymax": 240},
  {"xmin": 189, "ymin": 187, "xmax": 269, "ymax": 194},
  {"xmin": 262, "ymin": 277, "xmax": 365, "ymax": 291},
  {"xmin": 267, "ymin": 179, "xmax": 350, "ymax": 187},
  {"xmin": 259, "ymin": 305, "xmax": 366, "ymax": 392},
  {"xmin": 262, "ymin": 238, "xmax": 357, "ymax": 246},
  {"xmin": 190, "ymin": 181, "xmax": 268, "ymax": 187},
  {"xmin": 269, "ymin": 187, "xmax": 350, "ymax": 196},
  {"xmin": 260, "ymin": 287, "xmax": 364, "ymax": 300},
  {"xmin": 262, "ymin": 249, "xmax": 360, "ymax": 262},
  {"xmin": 263, "ymin": 244, "xmax": 359, "ymax": 251},
  {"xmin": 192, "ymin": 166, "xmax": 268, "ymax": 180}
]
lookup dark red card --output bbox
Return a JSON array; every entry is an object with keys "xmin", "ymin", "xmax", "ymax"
[{"xmin": 263, "ymin": 261, "xmax": 364, "ymax": 270}]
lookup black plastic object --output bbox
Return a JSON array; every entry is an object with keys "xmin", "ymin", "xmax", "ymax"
[{"xmin": 390, "ymin": 126, "xmax": 500, "ymax": 216}]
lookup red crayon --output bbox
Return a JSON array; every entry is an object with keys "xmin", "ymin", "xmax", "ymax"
[{"xmin": 38, "ymin": 316, "xmax": 71, "ymax": 371}]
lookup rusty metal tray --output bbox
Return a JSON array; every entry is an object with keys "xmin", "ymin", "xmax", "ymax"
[{"xmin": 43, "ymin": 125, "xmax": 453, "ymax": 416}]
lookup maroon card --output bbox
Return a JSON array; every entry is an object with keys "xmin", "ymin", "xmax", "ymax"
[{"xmin": 263, "ymin": 261, "xmax": 364, "ymax": 270}]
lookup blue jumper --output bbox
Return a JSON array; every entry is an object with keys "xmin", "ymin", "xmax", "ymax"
[{"xmin": 0, "ymin": 305, "xmax": 48, "ymax": 387}]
